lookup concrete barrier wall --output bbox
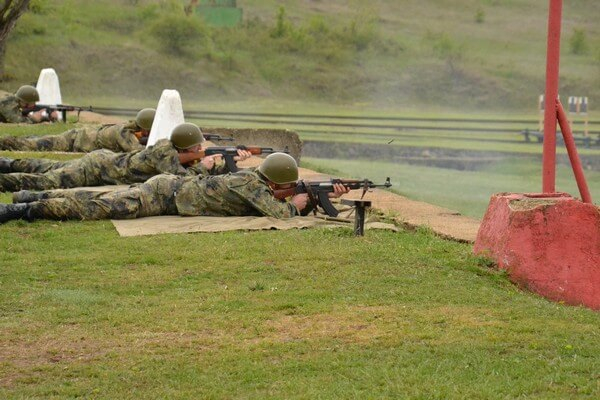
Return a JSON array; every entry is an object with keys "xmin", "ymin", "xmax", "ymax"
[{"xmin": 200, "ymin": 127, "xmax": 303, "ymax": 162}]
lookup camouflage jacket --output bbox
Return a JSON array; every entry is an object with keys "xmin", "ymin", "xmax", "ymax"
[
  {"xmin": 0, "ymin": 120, "xmax": 144, "ymax": 152},
  {"xmin": 175, "ymin": 169, "xmax": 299, "ymax": 218},
  {"xmin": 92, "ymin": 120, "xmax": 144, "ymax": 152},
  {"xmin": 0, "ymin": 95, "xmax": 33, "ymax": 123},
  {"xmin": 90, "ymin": 138, "xmax": 187, "ymax": 184}
]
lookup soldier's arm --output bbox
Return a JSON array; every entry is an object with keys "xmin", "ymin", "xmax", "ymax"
[
  {"xmin": 6, "ymin": 107, "xmax": 33, "ymax": 123},
  {"xmin": 118, "ymin": 127, "xmax": 144, "ymax": 152},
  {"xmin": 149, "ymin": 140, "xmax": 188, "ymax": 175},
  {"xmin": 232, "ymin": 179, "xmax": 300, "ymax": 218}
]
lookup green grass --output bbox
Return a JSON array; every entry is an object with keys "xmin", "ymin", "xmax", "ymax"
[
  {"xmin": 0, "ymin": 118, "xmax": 599, "ymax": 398},
  {"xmin": 1, "ymin": 222, "xmax": 599, "ymax": 398}
]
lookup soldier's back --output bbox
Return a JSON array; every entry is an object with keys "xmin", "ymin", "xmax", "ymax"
[
  {"xmin": 95, "ymin": 121, "xmax": 143, "ymax": 153},
  {"xmin": 0, "ymin": 95, "xmax": 23, "ymax": 123},
  {"xmin": 175, "ymin": 170, "xmax": 266, "ymax": 217}
]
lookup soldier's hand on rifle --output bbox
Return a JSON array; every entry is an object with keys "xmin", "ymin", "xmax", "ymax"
[
  {"xmin": 233, "ymin": 149, "xmax": 252, "ymax": 162},
  {"xmin": 328, "ymin": 183, "xmax": 351, "ymax": 198},
  {"xmin": 27, "ymin": 109, "xmax": 52, "ymax": 123},
  {"xmin": 291, "ymin": 193, "xmax": 309, "ymax": 211},
  {"xmin": 200, "ymin": 154, "xmax": 222, "ymax": 170},
  {"xmin": 49, "ymin": 110, "xmax": 60, "ymax": 122}
]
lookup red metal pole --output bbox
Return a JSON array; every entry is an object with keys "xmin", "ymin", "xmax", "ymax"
[
  {"xmin": 556, "ymin": 100, "xmax": 593, "ymax": 203},
  {"xmin": 542, "ymin": 0, "xmax": 563, "ymax": 193}
]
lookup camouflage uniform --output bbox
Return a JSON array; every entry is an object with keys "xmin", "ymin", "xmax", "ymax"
[
  {"xmin": 0, "ymin": 139, "xmax": 233, "ymax": 192},
  {"xmin": 0, "ymin": 121, "xmax": 144, "ymax": 152},
  {"xmin": 26, "ymin": 170, "xmax": 299, "ymax": 220},
  {"xmin": 0, "ymin": 139, "xmax": 184, "ymax": 192},
  {"xmin": 0, "ymin": 95, "xmax": 34, "ymax": 123}
]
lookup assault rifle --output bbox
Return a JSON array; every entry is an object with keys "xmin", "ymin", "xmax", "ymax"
[
  {"xmin": 273, "ymin": 177, "xmax": 392, "ymax": 217},
  {"xmin": 22, "ymin": 104, "xmax": 94, "ymax": 122},
  {"xmin": 201, "ymin": 145, "xmax": 289, "ymax": 172},
  {"xmin": 203, "ymin": 133, "xmax": 234, "ymax": 142}
]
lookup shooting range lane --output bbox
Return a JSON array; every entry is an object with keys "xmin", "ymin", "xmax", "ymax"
[{"xmin": 19, "ymin": 109, "xmax": 481, "ymax": 241}]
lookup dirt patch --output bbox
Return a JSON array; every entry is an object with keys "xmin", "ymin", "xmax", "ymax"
[
  {"xmin": 266, "ymin": 306, "xmax": 392, "ymax": 344},
  {"xmin": 76, "ymin": 111, "xmax": 125, "ymax": 125}
]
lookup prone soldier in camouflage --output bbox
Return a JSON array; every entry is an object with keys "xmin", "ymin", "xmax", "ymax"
[
  {"xmin": 0, "ymin": 153, "xmax": 349, "ymax": 223},
  {"xmin": 0, "ymin": 123, "xmax": 252, "ymax": 192},
  {"xmin": 0, "ymin": 85, "xmax": 59, "ymax": 123},
  {"xmin": 0, "ymin": 108, "xmax": 155, "ymax": 152}
]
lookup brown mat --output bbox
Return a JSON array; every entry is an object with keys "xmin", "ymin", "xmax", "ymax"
[{"xmin": 111, "ymin": 214, "xmax": 398, "ymax": 237}]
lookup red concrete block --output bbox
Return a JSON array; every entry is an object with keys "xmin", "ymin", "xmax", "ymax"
[{"xmin": 474, "ymin": 193, "xmax": 600, "ymax": 309}]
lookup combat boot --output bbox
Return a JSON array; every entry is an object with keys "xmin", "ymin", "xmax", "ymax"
[
  {"xmin": 0, "ymin": 203, "xmax": 30, "ymax": 224},
  {"xmin": 12, "ymin": 190, "xmax": 47, "ymax": 204},
  {"xmin": 0, "ymin": 157, "xmax": 13, "ymax": 173}
]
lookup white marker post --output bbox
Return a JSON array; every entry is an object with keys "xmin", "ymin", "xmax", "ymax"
[
  {"xmin": 36, "ymin": 68, "xmax": 63, "ymax": 120},
  {"xmin": 147, "ymin": 89, "xmax": 185, "ymax": 147}
]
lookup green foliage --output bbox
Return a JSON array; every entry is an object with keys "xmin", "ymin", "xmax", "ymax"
[
  {"xmin": 569, "ymin": 28, "xmax": 588, "ymax": 55},
  {"xmin": 427, "ymin": 31, "xmax": 465, "ymax": 72},
  {"xmin": 28, "ymin": 0, "xmax": 50, "ymax": 15},
  {"xmin": 343, "ymin": 15, "xmax": 378, "ymax": 51},
  {"xmin": 2, "ymin": 0, "xmax": 599, "ymax": 110},
  {"xmin": 149, "ymin": 12, "xmax": 212, "ymax": 56},
  {"xmin": 270, "ymin": 6, "xmax": 291, "ymax": 39}
]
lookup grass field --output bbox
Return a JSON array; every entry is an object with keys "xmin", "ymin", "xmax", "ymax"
[
  {"xmin": 0, "ymin": 108, "xmax": 599, "ymax": 398},
  {"xmin": 1, "ymin": 1, "xmax": 599, "ymax": 397},
  {"xmin": 1, "ymin": 222, "xmax": 600, "ymax": 398}
]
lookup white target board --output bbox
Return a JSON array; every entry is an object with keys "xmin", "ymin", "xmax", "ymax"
[
  {"xmin": 147, "ymin": 89, "xmax": 185, "ymax": 147},
  {"xmin": 36, "ymin": 68, "xmax": 62, "ymax": 105}
]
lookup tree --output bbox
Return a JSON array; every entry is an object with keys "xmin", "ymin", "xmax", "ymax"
[{"xmin": 0, "ymin": 0, "xmax": 31, "ymax": 78}]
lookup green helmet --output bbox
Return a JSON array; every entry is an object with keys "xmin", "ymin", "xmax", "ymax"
[
  {"xmin": 15, "ymin": 85, "xmax": 39, "ymax": 103},
  {"xmin": 170, "ymin": 123, "xmax": 205, "ymax": 149},
  {"xmin": 135, "ymin": 108, "xmax": 156, "ymax": 130},
  {"xmin": 258, "ymin": 153, "xmax": 298, "ymax": 184}
]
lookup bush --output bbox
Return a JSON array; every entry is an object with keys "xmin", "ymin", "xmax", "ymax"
[
  {"xmin": 569, "ymin": 28, "xmax": 588, "ymax": 55},
  {"xmin": 28, "ymin": 0, "xmax": 50, "ymax": 15},
  {"xmin": 428, "ymin": 31, "xmax": 465, "ymax": 71},
  {"xmin": 270, "ymin": 6, "xmax": 291, "ymax": 39},
  {"xmin": 149, "ymin": 13, "xmax": 211, "ymax": 56},
  {"xmin": 343, "ymin": 17, "xmax": 378, "ymax": 51}
]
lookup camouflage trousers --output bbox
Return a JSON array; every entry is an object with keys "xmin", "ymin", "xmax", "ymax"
[
  {"xmin": 7, "ymin": 158, "xmax": 68, "ymax": 174},
  {"xmin": 0, "ymin": 150, "xmax": 113, "ymax": 192},
  {"xmin": 28, "ymin": 174, "xmax": 183, "ymax": 221},
  {"xmin": 0, "ymin": 128, "xmax": 86, "ymax": 152}
]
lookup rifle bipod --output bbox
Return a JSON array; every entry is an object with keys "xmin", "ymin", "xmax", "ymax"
[{"xmin": 341, "ymin": 199, "xmax": 372, "ymax": 236}]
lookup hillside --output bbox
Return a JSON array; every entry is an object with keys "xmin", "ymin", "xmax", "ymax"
[{"xmin": 2, "ymin": 0, "xmax": 599, "ymax": 112}]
